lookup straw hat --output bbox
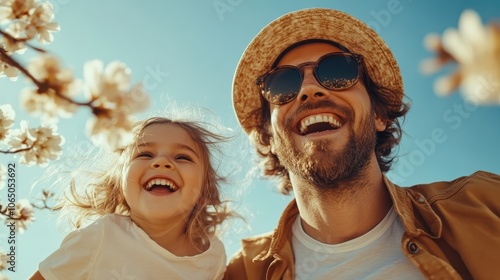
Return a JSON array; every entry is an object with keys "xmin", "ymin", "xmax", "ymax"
[{"xmin": 232, "ymin": 8, "xmax": 403, "ymax": 134}]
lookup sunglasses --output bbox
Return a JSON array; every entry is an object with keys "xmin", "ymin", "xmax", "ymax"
[{"xmin": 256, "ymin": 52, "xmax": 363, "ymax": 105}]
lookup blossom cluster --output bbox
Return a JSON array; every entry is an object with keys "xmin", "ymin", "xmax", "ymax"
[
  {"xmin": 421, "ymin": 9, "xmax": 500, "ymax": 104},
  {"xmin": 0, "ymin": 1, "xmax": 150, "ymax": 151},
  {"xmin": 2, "ymin": 199, "xmax": 35, "ymax": 232},
  {"xmin": 17, "ymin": 54, "xmax": 150, "ymax": 150},
  {"xmin": 84, "ymin": 60, "xmax": 150, "ymax": 150},
  {"xmin": 0, "ymin": 0, "xmax": 60, "ymax": 80},
  {"xmin": 1, "ymin": 104, "xmax": 64, "ymax": 166}
]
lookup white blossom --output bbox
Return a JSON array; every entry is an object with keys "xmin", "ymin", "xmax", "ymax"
[
  {"xmin": 1, "ymin": 0, "xmax": 59, "ymax": 56},
  {"xmin": 21, "ymin": 55, "xmax": 80, "ymax": 122},
  {"xmin": 87, "ymin": 114, "xmax": 135, "ymax": 151},
  {"xmin": 0, "ymin": 4, "xmax": 12, "ymax": 24},
  {"xmin": 7, "ymin": 198, "xmax": 35, "ymax": 233},
  {"xmin": 26, "ymin": 1, "xmax": 60, "ymax": 44},
  {"xmin": 83, "ymin": 60, "xmax": 150, "ymax": 150},
  {"xmin": 1, "ymin": 31, "xmax": 27, "ymax": 53},
  {"xmin": 0, "ymin": 104, "xmax": 15, "ymax": 141},
  {"xmin": 84, "ymin": 60, "xmax": 132, "ymax": 102},
  {"xmin": 7, "ymin": 120, "xmax": 65, "ymax": 166},
  {"xmin": 421, "ymin": 9, "xmax": 500, "ymax": 104},
  {"xmin": 3, "ymin": 19, "xmax": 28, "ymax": 52},
  {"xmin": 0, "ymin": 0, "xmax": 35, "ymax": 52},
  {"xmin": 0, "ymin": 58, "xmax": 19, "ymax": 80},
  {"xmin": 0, "ymin": 0, "xmax": 37, "ymax": 24}
]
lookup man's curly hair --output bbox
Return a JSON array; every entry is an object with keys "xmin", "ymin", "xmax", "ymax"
[{"xmin": 246, "ymin": 41, "xmax": 410, "ymax": 195}]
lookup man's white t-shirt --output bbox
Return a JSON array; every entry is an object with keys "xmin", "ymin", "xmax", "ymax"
[
  {"xmin": 292, "ymin": 207, "xmax": 424, "ymax": 280},
  {"xmin": 39, "ymin": 214, "xmax": 226, "ymax": 280}
]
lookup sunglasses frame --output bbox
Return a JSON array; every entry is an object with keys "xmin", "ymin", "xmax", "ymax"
[{"xmin": 256, "ymin": 52, "xmax": 363, "ymax": 105}]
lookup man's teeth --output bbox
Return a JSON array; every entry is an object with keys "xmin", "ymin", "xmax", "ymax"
[
  {"xmin": 145, "ymin": 178, "xmax": 178, "ymax": 192},
  {"xmin": 300, "ymin": 114, "xmax": 342, "ymax": 135}
]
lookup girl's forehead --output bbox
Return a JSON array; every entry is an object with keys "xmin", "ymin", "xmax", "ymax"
[{"xmin": 135, "ymin": 123, "xmax": 201, "ymax": 152}]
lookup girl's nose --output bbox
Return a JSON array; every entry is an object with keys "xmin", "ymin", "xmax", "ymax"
[{"xmin": 151, "ymin": 157, "xmax": 175, "ymax": 170}]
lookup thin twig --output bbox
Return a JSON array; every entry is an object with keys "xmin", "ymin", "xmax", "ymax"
[
  {"xmin": 32, "ymin": 191, "xmax": 59, "ymax": 211},
  {"xmin": 31, "ymin": 202, "xmax": 58, "ymax": 211},
  {"xmin": 0, "ymin": 146, "xmax": 33, "ymax": 154}
]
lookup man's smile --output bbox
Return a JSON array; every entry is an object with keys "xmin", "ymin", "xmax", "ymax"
[{"xmin": 298, "ymin": 113, "xmax": 344, "ymax": 135}]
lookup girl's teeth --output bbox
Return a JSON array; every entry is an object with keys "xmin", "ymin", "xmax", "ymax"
[{"xmin": 146, "ymin": 178, "xmax": 178, "ymax": 191}]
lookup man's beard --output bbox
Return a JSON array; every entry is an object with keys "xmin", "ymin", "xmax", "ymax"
[{"xmin": 272, "ymin": 105, "xmax": 377, "ymax": 190}]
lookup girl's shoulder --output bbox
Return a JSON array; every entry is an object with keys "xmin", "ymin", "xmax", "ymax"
[
  {"xmin": 203, "ymin": 235, "xmax": 226, "ymax": 259},
  {"xmin": 66, "ymin": 214, "xmax": 131, "ymax": 239},
  {"xmin": 97, "ymin": 213, "xmax": 131, "ymax": 226}
]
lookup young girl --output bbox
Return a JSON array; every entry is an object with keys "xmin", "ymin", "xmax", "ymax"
[{"xmin": 30, "ymin": 116, "xmax": 234, "ymax": 280}]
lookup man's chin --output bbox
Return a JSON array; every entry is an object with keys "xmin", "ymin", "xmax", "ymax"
[{"xmin": 300, "ymin": 138, "xmax": 342, "ymax": 156}]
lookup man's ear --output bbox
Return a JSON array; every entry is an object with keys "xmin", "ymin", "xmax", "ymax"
[{"xmin": 375, "ymin": 114, "xmax": 387, "ymax": 132}]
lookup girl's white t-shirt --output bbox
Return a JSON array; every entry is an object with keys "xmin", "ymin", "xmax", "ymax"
[
  {"xmin": 39, "ymin": 214, "xmax": 226, "ymax": 280},
  {"xmin": 292, "ymin": 206, "xmax": 424, "ymax": 280}
]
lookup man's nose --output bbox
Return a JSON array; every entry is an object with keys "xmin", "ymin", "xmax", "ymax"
[{"xmin": 296, "ymin": 67, "xmax": 329, "ymax": 103}]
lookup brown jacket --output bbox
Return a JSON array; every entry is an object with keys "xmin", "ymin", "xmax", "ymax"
[{"xmin": 225, "ymin": 171, "xmax": 500, "ymax": 280}]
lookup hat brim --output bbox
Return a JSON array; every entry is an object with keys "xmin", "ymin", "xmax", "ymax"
[{"xmin": 232, "ymin": 8, "xmax": 403, "ymax": 134}]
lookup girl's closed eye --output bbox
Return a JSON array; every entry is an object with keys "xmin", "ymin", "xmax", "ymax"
[
  {"xmin": 136, "ymin": 151, "xmax": 154, "ymax": 158},
  {"xmin": 175, "ymin": 154, "xmax": 193, "ymax": 161}
]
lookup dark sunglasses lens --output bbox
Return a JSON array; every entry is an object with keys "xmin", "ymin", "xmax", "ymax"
[
  {"xmin": 264, "ymin": 68, "xmax": 302, "ymax": 104},
  {"xmin": 316, "ymin": 55, "xmax": 359, "ymax": 89}
]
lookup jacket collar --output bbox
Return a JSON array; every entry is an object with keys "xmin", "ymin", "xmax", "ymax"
[
  {"xmin": 384, "ymin": 176, "xmax": 442, "ymax": 239},
  {"xmin": 254, "ymin": 199, "xmax": 298, "ymax": 262},
  {"xmin": 255, "ymin": 175, "xmax": 442, "ymax": 262}
]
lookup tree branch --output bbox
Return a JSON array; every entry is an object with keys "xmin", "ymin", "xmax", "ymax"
[
  {"xmin": 0, "ymin": 46, "xmax": 93, "ymax": 108},
  {"xmin": 0, "ymin": 46, "xmax": 44, "ymax": 88},
  {"xmin": 0, "ymin": 146, "xmax": 34, "ymax": 154},
  {"xmin": 0, "ymin": 28, "xmax": 47, "ymax": 53}
]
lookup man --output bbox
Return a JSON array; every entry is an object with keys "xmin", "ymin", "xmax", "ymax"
[{"xmin": 225, "ymin": 8, "xmax": 500, "ymax": 280}]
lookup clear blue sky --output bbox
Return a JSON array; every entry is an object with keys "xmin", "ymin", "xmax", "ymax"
[{"xmin": 1, "ymin": 1, "xmax": 500, "ymax": 279}]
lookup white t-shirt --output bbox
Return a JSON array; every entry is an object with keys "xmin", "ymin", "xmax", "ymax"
[
  {"xmin": 39, "ymin": 214, "xmax": 226, "ymax": 280},
  {"xmin": 292, "ymin": 207, "xmax": 424, "ymax": 280}
]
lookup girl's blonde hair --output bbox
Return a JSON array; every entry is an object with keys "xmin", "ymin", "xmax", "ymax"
[{"xmin": 58, "ymin": 116, "xmax": 234, "ymax": 250}]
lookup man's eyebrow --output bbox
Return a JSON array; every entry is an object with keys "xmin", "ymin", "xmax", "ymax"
[{"xmin": 136, "ymin": 142, "xmax": 200, "ymax": 157}]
